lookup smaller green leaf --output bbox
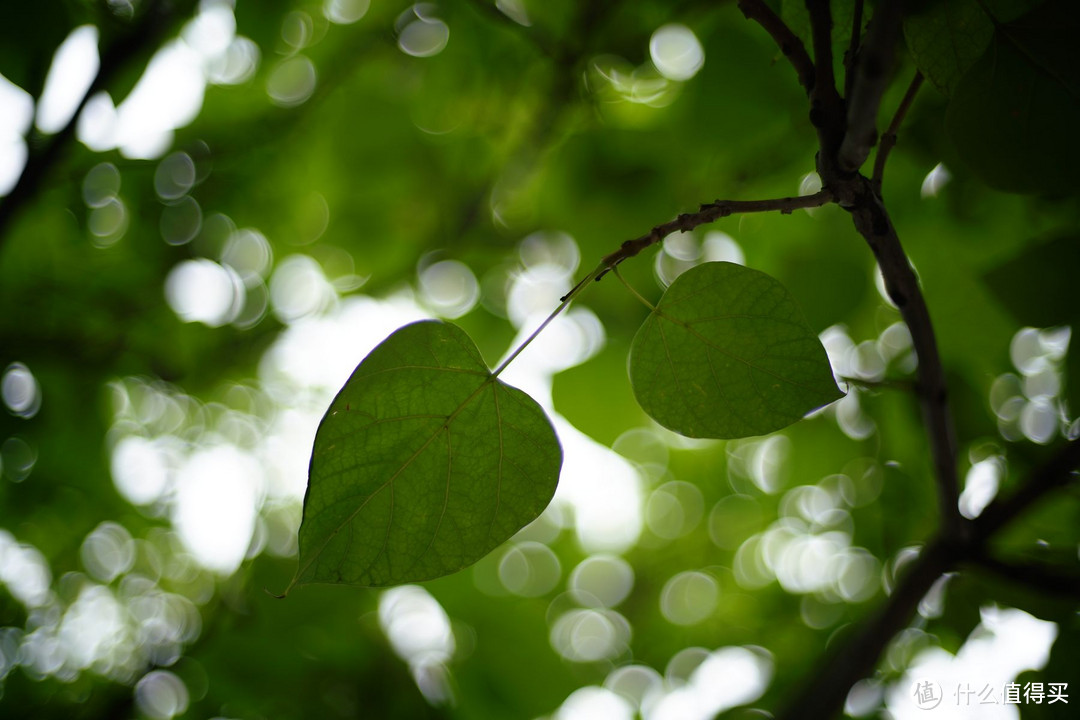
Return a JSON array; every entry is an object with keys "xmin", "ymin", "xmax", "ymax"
[
  {"xmin": 628, "ymin": 262, "xmax": 842, "ymax": 439},
  {"xmin": 290, "ymin": 320, "xmax": 562, "ymax": 590}
]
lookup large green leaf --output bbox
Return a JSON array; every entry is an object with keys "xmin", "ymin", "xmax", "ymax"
[
  {"xmin": 289, "ymin": 320, "xmax": 562, "ymax": 590},
  {"xmin": 944, "ymin": 0, "xmax": 1080, "ymax": 194},
  {"xmin": 628, "ymin": 262, "xmax": 842, "ymax": 439}
]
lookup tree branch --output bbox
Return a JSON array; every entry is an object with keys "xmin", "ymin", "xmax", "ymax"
[
  {"xmin": 973, "ymin": 437, "xmax": 1080, "ymax": 541},
  {"xmin": 844, "ymin": 0, "xmax": 865, "ymax": 97},
  {"xmin": 0, "ymin": 0, "xmax": 195, "ymax": 250},
  {"xmin": 589, "ymin": 190, "xmax": 834, "ymax": 283},
  {"xmin": 843, "ymin": 177, "xmax": 962, "ymax": 537},
  {"xmin": 970, "ymin": 554, "xmax": 1080, "ymax": 599},
  {"xmin": 838, "ymin": 0, "xmax": 905, "ymax": 172},
  {"xmin": 805, "ymin": 0, "xmax": 846, "ymax": 166},
  {"xmin": 736, "ymin": 0, "xmax": 816, "ymax": 94},
  {"xmin": 775, "ymin": 535, "xmax": 958, "ymax": 720},
  {"xmin": 776, "ymin": 436, "xmax": 1080, "ymax": 720},
  {"xmin": 872, "ymin": 71, "xmax": 924, "ymax": 194}
]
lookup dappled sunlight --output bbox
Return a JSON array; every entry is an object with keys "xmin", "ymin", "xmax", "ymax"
[
  {"xmin": 2, "ymin": 362, "xmax": 41, "ymax": 419},
  {"xmin": 568, "ymin": 554, "xmax": 635, "ymax": 608},
  {"xmin": 0, "ymin": 74, "xmax": 33, "ymax": 195},
  {"xmin": 549, "ymin": 606, "xmax": 632, "ymax": 663},
  {"xmin": 497, "ymin": 541, "xmax": 562, "ymax": 597},
  {"xmin": 732, "ymin": 472, "xmax": 882, "ymax": 604},
  {"xmin": 562, "ymin": 645, "xmax": 775, "ymax": 720},
  {"xmin": 324, "ymin": 0, "xmax": 370, "ymax": 25},
  {"xmin": 659, "ymin": 571, "xmax": 718, "ymax": 625},
  {"xmin": 991, "ymin": 326, "xmax": 1073, "ymax": 443},
  {"xmin": 884, "ymin": 607, "xmax": 1057, "ymax": 719},
  {"xmin": 418, "ymin": 258, "xmax": 480, "ymax": 318},
  {"xmin": 396, "ymin": 4, "xmax": 450, "ymax": 58},
  {"xmin": 921, "ymin": 162, "xmax": 952, "ymax": 199},
  {"xmin": 2, "ymin": 0, "xmax": 1076, "ymax": 716},
  {"xmin": 378, "ymin": 585, "xmax": 456, "ymax": 705},
  {"xmin": 36, "ymin": 26, "xmax": 99, "ymax": 134},
  {"xmin": 649, "ymin": 25, "xmax": 705, "ymax": 82}
]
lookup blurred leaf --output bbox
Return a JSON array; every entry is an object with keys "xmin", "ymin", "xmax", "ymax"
[
  {"xmin": 904, "ymin": 0, "xmax": 1045, "ymax": 95},
  {"xmin": 983, "ymin": 232, "xmax": 1080, "ymax": 409},
  {"xmin": 943, "ymin": 0, "xmax": 1080, "ymax": 194},
  {"xmin": 292, "ymin": 320, "xmax": 561, "ymax": 589},
  {"xmin": 628, "ymin": 262, "xmax": 842, "ymax": 439}
]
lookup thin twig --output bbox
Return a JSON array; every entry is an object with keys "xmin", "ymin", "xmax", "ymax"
[
  {"xmin": 0, "ymin": 0, "xmax": 195, "ymax": 249},
  {"xmin": 591, "ymin": 189, "xmax": 834, "ymax": 281},
  {"xmin": 844, "ymin": 0, "xmax": 865, "ymax": 97},
  {"xmin": 872, "ymin": 71, "xmax": 925, "ymax": 194},
  {"xmin": 839, "ymin": 0, "xmax": 906, "ymax": 172},
  {"xmin": 736, "ymin": 0, "xmax": 816, "ymax": 94}
]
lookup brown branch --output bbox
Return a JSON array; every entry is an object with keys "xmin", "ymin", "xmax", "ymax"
[
  {"xmin": 0, "ymin": 0, "xmax": 196, "ymax": 249},
  {"xmin": 973, "ymin": 437, "xmax": 1080, "ymax": 541},
  {"xmin": 842, "ymin": 177, "xmax": 962, "ymax": 536},
  {"xmin": 872, "ymin": 72, "xmax": 925, "ymax": 194},
  {"xmin": 585, "ymin": 190, "xmax": 834, "ymax": 286},
  {"xmin": 805, "ymin": 0, "xmax": 846, "ymax": 167},
  {"xmin": 776, "ymin": 535, "xmax": 959, "ymax": 720},
  {"xmin": 970, "ymin": 554, "xmax": 1080, "ymax": 599},
  {"xmin": 838, "ymin": 0, "xmax": 905, "ymax": 173},
  {"xmin": 844, "ymin": 0, "xmax": 865, "ymax": 97},
  {"xmin": 774, "ymin": 433, "xmax": 1079, "ymax": 719},
  {"xmin": 736, "ymin": 0, "xmax": 816, "ymax": 94}
]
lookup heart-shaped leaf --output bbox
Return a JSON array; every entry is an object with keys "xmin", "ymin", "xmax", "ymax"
[
  {"xmin": 629, "ymin": 262, "xmax": 842, "ymax": 439},
  {"xmin": 289, "ymin": 320, "xmax": 562, "ymax": 591}
]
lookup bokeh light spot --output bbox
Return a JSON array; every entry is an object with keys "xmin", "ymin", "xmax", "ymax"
[
  {"xmin": 36, "ymin": 26, "xmax": 100, "ymax": 134},
  {"xmin": 160, "ymin": 196, "xmax": 203, "ymax": 246},
  {"xmin": 154, "ymin": 151, "xmax": 196, "ymax": 199},
  {"xmin": 82, "ymin": 162, "xmax": 121, "ymax": 207},
  {"xmin": 266, "ymin": 56, "xmax": 317, "ymax": 107},
  {"xmin": 165, "ymin": 259, "xmax": 244, "ymax": 326},
  {"xmin": 134, "ymin": 669, "xmax": 189, "ymax": 720},
  {"xmin": 1, "ymin": 436, "xmax": 37, "ymax": 483},
  {"xmin": 497, "ymin": 542, "xmax": 561, "ymax": 597},
  {"xmin": 397, "ymin": 6, "xmax": 450, "ymax": 58},
  {"xmin": 660, "ymin": 571, "xmax": 718, "ymax": 625},
  {"xmin": 649, "ymin": 24, "xmax": 704, "ymax": 81},
  {"xmin": 418, "ymin": 259, "xmax": 479, "ymax": 318},
  {"xmin": 569, "ymin": 554, "xmax": 634, "ymax": 608},
  {"xmin": 324, "ymin": 0, "xmax": 370, "ymax": 24},
  {"xmin": 80, "ymin": 522, "xmax": 136, "ymax": 583},
  {"xmin": 2, "ymin": 363, "xmax": 41, "ymax": 418}
]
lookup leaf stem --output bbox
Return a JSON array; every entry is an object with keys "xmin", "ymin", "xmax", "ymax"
[
  {"xmin": 612, "ymin": 266, "xmax": 656, "ymax": 311},
  {"xmin": 491, "ymin": 262, "xmax": 606, "ymax": 378}
]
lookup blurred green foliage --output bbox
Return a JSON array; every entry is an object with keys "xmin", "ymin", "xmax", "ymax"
[{"xmin": 0, "ymin": 1, "xmax": 1077, "ymax": 719}]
